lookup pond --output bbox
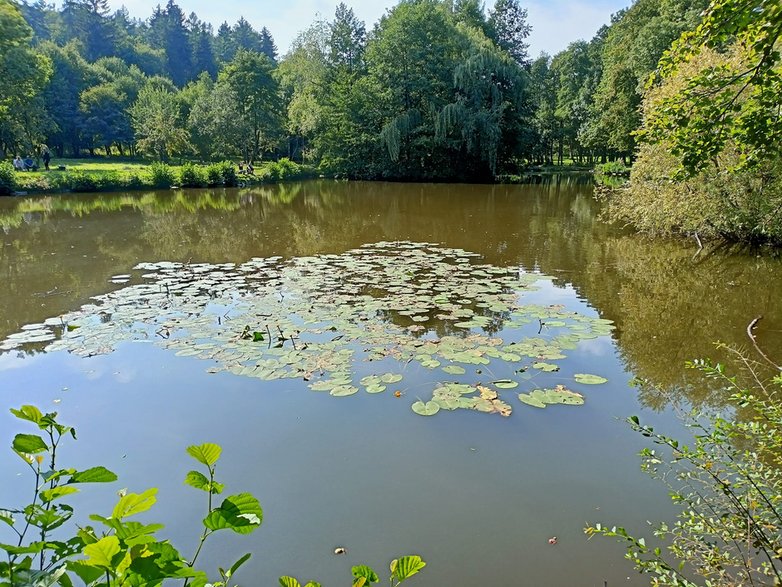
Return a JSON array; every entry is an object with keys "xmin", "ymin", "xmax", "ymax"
[{"xmin": 1, "ymin": 178, "xmax": 780, "ymax": 586}]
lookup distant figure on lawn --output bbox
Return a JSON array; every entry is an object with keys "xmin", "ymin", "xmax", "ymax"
[
  {"xmin": 23, "ymin": 156, "xmax": 36, "ymax": 171},
  {"xmin": 42, "ymin": 146, "xmax": 51, "ymax": 171},
  {"xmin": 13, "ymin": 155, "xmax": 24, "ymax": 171}
]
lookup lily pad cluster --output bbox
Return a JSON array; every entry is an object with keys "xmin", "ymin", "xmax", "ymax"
[{"xmin": 0, "ymin": 241, "xmax": 614, "ymax": 418}]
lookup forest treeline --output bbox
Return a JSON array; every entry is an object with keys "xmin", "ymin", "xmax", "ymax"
[
  {"xmin": 2, "ymin": 0, "xmax": 707, "ymax": 180},
  {"xmin": 2, "ymin": 0, "xmax": 781, "ymax": 243}
]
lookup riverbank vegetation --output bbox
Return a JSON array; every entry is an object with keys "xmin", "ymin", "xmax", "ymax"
[
  {"xmin": 0, "ymin": 157, "xmax": 312, "ymax": 194},
  {"xmin": 1, "ymin": 0, "xmax": 781, "ymax": 241},
  {"xmin": 587, "ymin": 348, "xmax": 782, "ymax": 585}
]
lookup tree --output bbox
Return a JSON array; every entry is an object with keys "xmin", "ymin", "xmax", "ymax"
[
  {"xmin": 435, "ymin": 31, "xmax": 530, "ymax": 177},
  {"xmin": 643, "ymin": 0, "xmax": 782, "ymax": 174},
  {"xmin": 0, "ymin": 0, "xmax": 52, "ymax": 154},
  {"xmin": 487, "ymin": 0, "xmax": 531, "ymax": 65},
  {"xmin": 276, "ymin": 19, "xmax": 330, "ymax": 161},
  {"xmin": 38, "ymin": 41, "xmax": 90, "ymax": 156},
  {"xmin": 188, "ymin": 80, "xmax": 247, "ymax": 160},
  {"xmin": 219, "ymin": 50, "xmax": 284, "ymax": 162},
  {"xmin": 328, "ymin": 3, "xmax": 365, "ymax": 72},
  {"xmin": 259, "ymin": 26, "xmax": 277, "ymax": 63},
  {"xmin": 129, "ymin": 82, "xmax": 189, "ymax": 160},
  {"xmin": 587, "ymin": 0, "xmax": 707, "ymax": 162},
  {"xmin": 80, "ymin": 84, "xmax": 132, "ymax": 154}
]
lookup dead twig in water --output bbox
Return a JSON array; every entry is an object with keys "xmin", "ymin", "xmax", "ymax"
[{"xmin": 746, "ymin": 316, "xmax": 782, "ymax": 371}]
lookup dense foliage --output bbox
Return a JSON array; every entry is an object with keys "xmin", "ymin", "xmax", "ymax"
[
  {"xmin": 587, "ymin": 350, "xmax": 782, "ymax": 586},
  {"xmin": 0, "ymin": 0, "xmax": 714, "ymax": 181},
  {"xmin": 605, "ymin": 0, "xmax": 782, "ymax": 243}
]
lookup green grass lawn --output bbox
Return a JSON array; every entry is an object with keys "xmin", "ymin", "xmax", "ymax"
[{"xmin": 25, "ymin": 158, "xmax": 157, "ymax": 175}]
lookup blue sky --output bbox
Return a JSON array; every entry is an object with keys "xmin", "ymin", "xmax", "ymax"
[{"xmin": 107, "ymin": 0, "xmax": 631, "ymax": 58}]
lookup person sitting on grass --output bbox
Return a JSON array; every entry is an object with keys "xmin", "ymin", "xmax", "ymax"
[
  {"xmin": 246, "ymin": 162, "xmax": 254, "ymax": 175},
  {"xmin": 23, "ymin": 156, "xmax": 36, "ymax": 171},
  {"xmin": 13, "ymin": 155, "xmax": 24, "ymax": 171}
]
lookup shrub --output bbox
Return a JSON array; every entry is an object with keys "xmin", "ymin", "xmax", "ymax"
[
  {"xmin": 594, "ymin": 161, "xmax": 630, "ymax": 176},
  {"xmin": 205, "ymin": 162, "xmax": 224, "ymax": 186},
  {"xmin": 212, "ymin": 160, "xmax": 237, "ymax": 187},
  {"xmin": 179, "ymin": 162, "xmax": 206, "ymax": 187},
  {"xmin": 148, "ymin": 161, "xmax": 175, "ymax": 188},
  {"xmin": 66, "ymin": 171, "xmax": 100, "ymax": 192},
  {"xmin": 1, "ymin": 405, "xmax": 427, "ymax": 587},
  {"xmin": 123, "ymin": 172, "xmax": 147, "ymax": 190},
  {"xmin": 0, "ymin": 161, "xmax": 17, "ymax": 195},
  {"xmin": 586, "ymin": 349, "xmax": 782, "ymax": 585}
]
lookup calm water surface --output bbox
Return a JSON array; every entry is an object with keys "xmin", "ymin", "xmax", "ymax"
[{"xmin": 1, "ymin": 179, "xmax": 780, "ymax": 586}]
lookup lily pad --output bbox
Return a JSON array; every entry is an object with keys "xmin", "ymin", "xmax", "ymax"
[
  {"xmin": 493, "ymin": 379, "xmax": 518, "ymax": 389},
  {"xmin": 411, "ymin": 401, "xmax": 440, "ymax": 416},
  {"xmin": 574, "ymin": 373, "xmax": 608, "ymax": 385},
  {"xmin": 442, "ymin": 365, "xmax": 466, "ymax": 375},
  {"xmin": 518, "ymin": 386, "xmax": 584, "ymax": 408}
]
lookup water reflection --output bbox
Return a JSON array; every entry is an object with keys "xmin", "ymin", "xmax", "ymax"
[{"xmin": 1, "ymin": 178, "xmax": 780, "ymax": 412}]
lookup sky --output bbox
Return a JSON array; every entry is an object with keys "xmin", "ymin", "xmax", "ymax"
[{"xmin": 104, "ymin": 0, "xmax": 632, "ymax": 58}]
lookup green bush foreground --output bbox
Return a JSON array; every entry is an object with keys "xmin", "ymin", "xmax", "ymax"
[
  {"xmin": 587, "ymin": 347, "xmax": 782, "ymax": 586},
  {"xmin": 0, "ymin": 406, "xmax": 425, "ymax": 587}
]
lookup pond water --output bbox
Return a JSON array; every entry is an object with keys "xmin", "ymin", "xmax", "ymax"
[{"xmin": 1, "ymin": 178, "xmax": 780, "ymax": 586}]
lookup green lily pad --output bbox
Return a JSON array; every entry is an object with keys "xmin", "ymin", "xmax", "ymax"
[
  {"xmin": 365, "ymin": 383, "xmax": 387, "ymax": 394},
  {"xmin": 532, "ymin": 362, "xmax": 560, "ymax": 372},
  {"xmin": 380, "ymin": 373, "xmax": 403, "ymax": 384},
  {"xmin": 442, "ymin": 365, "xmax": 466, "ymax": 375},
  {"xmin": 411, "ymin": 401, "xmax": 440, "ymax": 416},
  {"xmin": 330, "ymin": 385, "xmax": 359, "ymax": 397},
  {"xmin": 493, "ymin": 379, "xmax": 518, "ymax": 389},
  {"xmin": 518, "ymin": 387, "xmax": 584, "ymax": 408},
  {"xmin": 574, "ymin": 373, "xmax": 608, "ymax": 385}
]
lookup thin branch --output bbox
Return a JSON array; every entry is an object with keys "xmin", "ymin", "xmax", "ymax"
[{"xmin": 746, "ymin": 317, "xmax": 782, "ymax": 371}]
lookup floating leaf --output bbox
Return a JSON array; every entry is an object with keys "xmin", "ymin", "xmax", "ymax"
[
  {"xmin": 330, "ymin": 385, "xmax": 359, "ymax": 397},
  {"xmin": 518, "ymin": 387, "xmax": 584, "ymax": 409},
  {"xmin": 574, "ymin": 373, "xmax": 608, "ymax": 385},
  {"xmin": 411, "ymin": 401, "xmax": 440, "ymax": 416},
  {"xmin": 493, "ymin": 379, "xmax": 518, "ymax": 389},
  {"xmin": 532, "ymin": 362, "xmax": 560, "ymax": 372},
  {"xmin": 380, "ymin": 373, "xmax": 403, "ymax": 384},
  {"xmin": 442, "ymin": 365, "xmax": 466, "ymax": 375}
]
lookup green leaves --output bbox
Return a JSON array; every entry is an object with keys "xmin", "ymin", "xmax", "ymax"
[
  {"xmin": 185, "ymin": 471, "xmax": 224, "ymax": 494},
  {"xmin": 574, "ymin": 373, "xmax": 607, "ymax": 385},
  {"xmin": 390, "ymin": 556, "xmax": 426, "ymax": 582},
  {"xmin": 187, "ymin": 443, "xmax": 222, "ymax": 467},
  {"xmin": 112, "ymin": 488, "xmax": 157, "ymax": 520},
  {"xmin": 352, "ymin": 565, "xmax": 379, "ymax": 586},
  {"xmin": 39, "ymin": 486, "xmax": 79, "ymax": 504},
  {"xmin": 10, "ymin": 405, "xmax": 43, "ymax": 424},
  {"xmin": 12, "ymin": 433, "xmax": 48, "ymax": 454},
  {"xmin": 68, "ymin": 466, "xmax": 118, "ymax": 484},
  {"xmin": 203, "ymin": 493, "xmax": 263, "ymax": 534},
  {"xmin": 83, "ymin": 536, "xmax": 121, "ymax": 569},
  {"xmin": 518, "ymin": 387, "xmax": 585, "ymax": 409}
]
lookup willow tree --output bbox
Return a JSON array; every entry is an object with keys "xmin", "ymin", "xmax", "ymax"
[
  {"xmin": 370, "ymin": 0, "xmax": 462, "ymax": 178},
  {"xmin": 435, "ymin": 36, "xmax": 529, "ymax": 177}
]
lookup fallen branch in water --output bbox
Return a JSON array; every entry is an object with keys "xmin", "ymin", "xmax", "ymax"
[{"xmin": 747, "ymin": 316, "xmax": 782, "ymax": 371}]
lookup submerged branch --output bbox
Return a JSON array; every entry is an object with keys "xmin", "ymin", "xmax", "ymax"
[{"xmin": 746, "ymin": 316, "xmax": 782, "ymax": 371}]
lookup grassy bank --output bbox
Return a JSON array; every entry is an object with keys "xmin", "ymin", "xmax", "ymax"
[{"xmin": 1, "ymin": 158, "xmax": 315, "ymax": 195}]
